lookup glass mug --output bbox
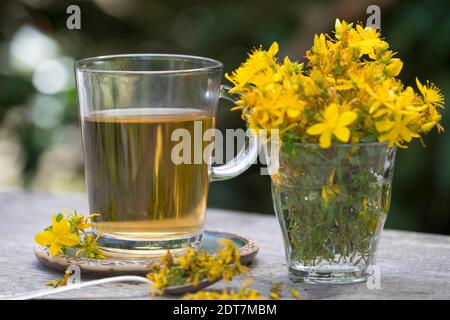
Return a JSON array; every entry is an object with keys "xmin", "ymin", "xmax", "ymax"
[{"xmin": 75, "ymin": 54, "xmax": 257, "ymax": 256}]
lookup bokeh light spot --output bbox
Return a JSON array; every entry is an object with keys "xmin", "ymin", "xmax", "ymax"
[
  {"xmin": 32, "ymin": 57, "xmax": 74, "ymax": 94},
  {"xmin": 9, "ymin": 25, "xmax": 59, "ymax": 73},
  {"xmin": 30, "ymin": 94, "xmax": 65, "ymax": 129}
]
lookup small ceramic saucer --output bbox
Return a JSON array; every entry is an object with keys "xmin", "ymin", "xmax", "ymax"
[{"xmin": 34, "ymin": 230, "xmax": 259, "ymax": 277}]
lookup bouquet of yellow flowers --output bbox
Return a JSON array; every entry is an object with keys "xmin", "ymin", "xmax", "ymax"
[
  {"xmin": 227, "ymin": 20, "xmax": 445, "ymax": 283},
  {"xmin": 226, "ymin": 19, "xmax": 444, "ymax": 148}
]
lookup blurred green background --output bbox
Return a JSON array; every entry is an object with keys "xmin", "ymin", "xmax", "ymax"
[{"xmin": 0, "ymin": 0, "xmax": 448, "ymax": 235}]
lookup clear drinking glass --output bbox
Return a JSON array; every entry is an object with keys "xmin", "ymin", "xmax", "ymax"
[
  {"xmin": 75, "ymin": 54, "xmax": 257, "ymax": 256},
  {"xmin": 271, "ymin": 142, "xmax": 396, "ymax": 283}
]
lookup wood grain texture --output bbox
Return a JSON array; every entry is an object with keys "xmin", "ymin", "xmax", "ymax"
[{"xmin": 0, "ymin": 191, "xmax": 449, "ymax": 300}]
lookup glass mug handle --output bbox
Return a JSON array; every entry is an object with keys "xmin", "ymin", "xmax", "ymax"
[{"xmin": 210, "ymin": 85, "xmax": 259, "ymax": 181}]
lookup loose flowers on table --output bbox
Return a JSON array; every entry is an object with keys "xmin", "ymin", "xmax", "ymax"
[
  {"xmin": 146, "ymin": 238, "xmax": 249, "ymax": 297},
  {"xmin": 35, "ymin": 209, "xmax": 104, "ymax": 259}
]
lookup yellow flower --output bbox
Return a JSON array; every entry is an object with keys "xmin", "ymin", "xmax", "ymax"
[
  {"xmin": 147, "ymin": 269, "xmax": 169, "ymax": 297},
  {"xmin": 225, "ymin": 42, "xmax": 279, "ymax": 93},
  {"xmin": 146, "ymin": 239, "xmax": 248, "ymax": 297},
  {"xmin": 176, "ymin": 248, "xmax": 196, "ymax": 270},
  {"xmin": 306, "ymin": 104, "xmax": 357, "ymax": 148},
  {"xmin": 290, "ymin": 289, "xmax": 302, "ymax": 299},
  {"xmin": 277, "ymin": 89, "xmax": 305, "ymax": 120},
  {"xmin": 421, "ymin": 105, "xmax": 443, "ymax": 133},
  {"xmin": 35, "ymin": 215, "xmax": 80, "ymax": 256},
  {"xmin": 46, "ymin": 269, "xmax": 72, "ymax": 288},
  {"xmin": 365, "ymin": 79, "xmax": 396, "ymax": 114},
  {"xmin": 64, "ymin": 208, "xmax": 99, "ymax": 231},
  {"xmin": 348, "ymin": 24, "xmax": 388, "ymax": 58},
  {"xmin": 76, "ymin": 233, "xmax": 104, "ymax": 259},
  {"xmin": 226, "ymin": 21, "xmax": 444, "ymax": 148},
  {"xmin": 322, "ymin": 184, "xmax": 340, "ymax": 203},
  {"xmin": 386, "ymin": 58, "xmax": 403, "ymax": 77},
  {"xmin": 334, "ymin": 19, "xmax": 352, "ymax": 41},
  {"xmin": 416, "ymin": 78, "xmax": 445, "ymax": 108},
  {"xmin": 306, "ymin": 34, "xmax": 331, "ymax": 68},
  {"xmin": 182, "ymin": 280, "xmax": 265, "ymax": 300},
  {"xmin": 376, "ymin": 114, "xmax": 420, "ymax": 147}
]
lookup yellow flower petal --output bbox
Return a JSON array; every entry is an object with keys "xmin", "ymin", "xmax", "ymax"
[
  {"xmin": 387, "ymin": 58, "xmax": 403, "ymax": 76},
  {"xmin": 333, "ymin": 127, "xmax": 350, "ymax": 142},
  {"xmin": 306, "ymin": 124, "xmax": 327, "ymax": 135},
  {"xmin": 372, "ymin": 108, "xmax": 390, "ymax": 118},
  {"xmin": 421, "ymin": 122, "xmax": 436, "ymax": 132},
  {"xmin": 368, "ymin": 101, "xmax": 381, "ymax": 114},
  {"xmin": 375, "ymin": 120, "xmax": 394, "ymax": 132},
  {"xmin": 49, "ymin": 242, "xmax": 62, "ymax": 256},
  {"xmin": 35, "ymin": 231, "xmax": 54, "ymax": 246},
  {"xmin": 319, "ymin": 130, "xmax": 332, "ymax": 148},
  {"xmin": 52, "ymin": 218, "xmax": 72, "ymax": 235},
  {"xmin": 60, "ymin": 233, "xmax": 80, "ymax": 247},
  {"xmin": 283, "ymin": 56, "xmax": 292, "ymax": 68},
  {"xmin": 323, "ymin": 104, "xmax": 339, "ymax": 123},
  {"xmin": 337, "ymin": 112, "xmax": 357, "ymax": 126},
  {"xmin": 268, "ymin": 42, "xmax": 279, "ymax": 56},
  {"xmin": 290, "ymin": 289, "xmax": 301, "ymax": 300},
  {"xmin": 335, "ymin": 18, "xmax": 341, "ymax": 31},
  {"xmin": 286, "ymin": 108, "xmax": 301, "ymax": 119},
  {"xmin": 416, "ymin": 77, "xmax": 425, "ymax": 96}
]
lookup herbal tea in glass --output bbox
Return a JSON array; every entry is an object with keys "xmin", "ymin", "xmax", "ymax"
[
  {"xmin": 82, "ymin": 108, "xmax": 214, "ymax": 251},
  {"xmin": 75, "ymin": 54, "xmax": 257, "ymax": 255}
]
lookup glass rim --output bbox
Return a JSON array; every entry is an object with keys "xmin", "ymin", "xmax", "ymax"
[
  {"xmin": 289, "ymin": 141, "xmax": 392, "ymax": 147},
  {"xmin": 75, "ymin": 53, "xmax": 223, "ymax": 75}
]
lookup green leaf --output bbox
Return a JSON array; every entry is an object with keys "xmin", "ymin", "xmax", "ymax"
[
  {"xmin": 349, "ymin": 155, "xmax": 360, "ymax": 166},
  {"xmin": 56, "ymin": 213, "xmax": 64, "ymax": 222},
  {"xmin": 360, "ymin": 135, "xmax": 376, "ymax": 143},
  {"xmin": 70, "ymin": 220, "xmax": 77, "ymax": 229},
  {"xmin": 167, "ymin": 266, "xmax": 187, "ymax": 286}
]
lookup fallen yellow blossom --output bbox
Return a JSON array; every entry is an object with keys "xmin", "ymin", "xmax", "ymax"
[{"xmin": 147, "ymin": 238, "xmax": 248, "ymax": 297}]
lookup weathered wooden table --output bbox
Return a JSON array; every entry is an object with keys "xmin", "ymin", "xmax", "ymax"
[{"xmin": 0, "ymin": 191, "xmax": 449, "ymax": 299}]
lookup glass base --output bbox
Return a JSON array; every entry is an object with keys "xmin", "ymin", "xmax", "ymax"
[
  {"xmin": 288, "ymin": 264, "xmax": 369, "ymax": 284},
  {"xmin": 94, "ymin": 231, "xmax": 203, "ymax": 257}
]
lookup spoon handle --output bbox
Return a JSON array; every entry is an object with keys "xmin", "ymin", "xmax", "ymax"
[{"xmin": 0, "ymin": 276, "xmax": 152, "ymax": 300}]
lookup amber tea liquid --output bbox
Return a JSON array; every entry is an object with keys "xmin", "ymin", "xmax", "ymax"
[{"xmin": 81, "ymin": 108, "xmax": 214, "ymax": 255}]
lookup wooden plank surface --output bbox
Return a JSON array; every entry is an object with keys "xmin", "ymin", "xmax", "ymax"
[{"xmin": 0, "ymin": 191, "xmax": 449, "ymax": 299}]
